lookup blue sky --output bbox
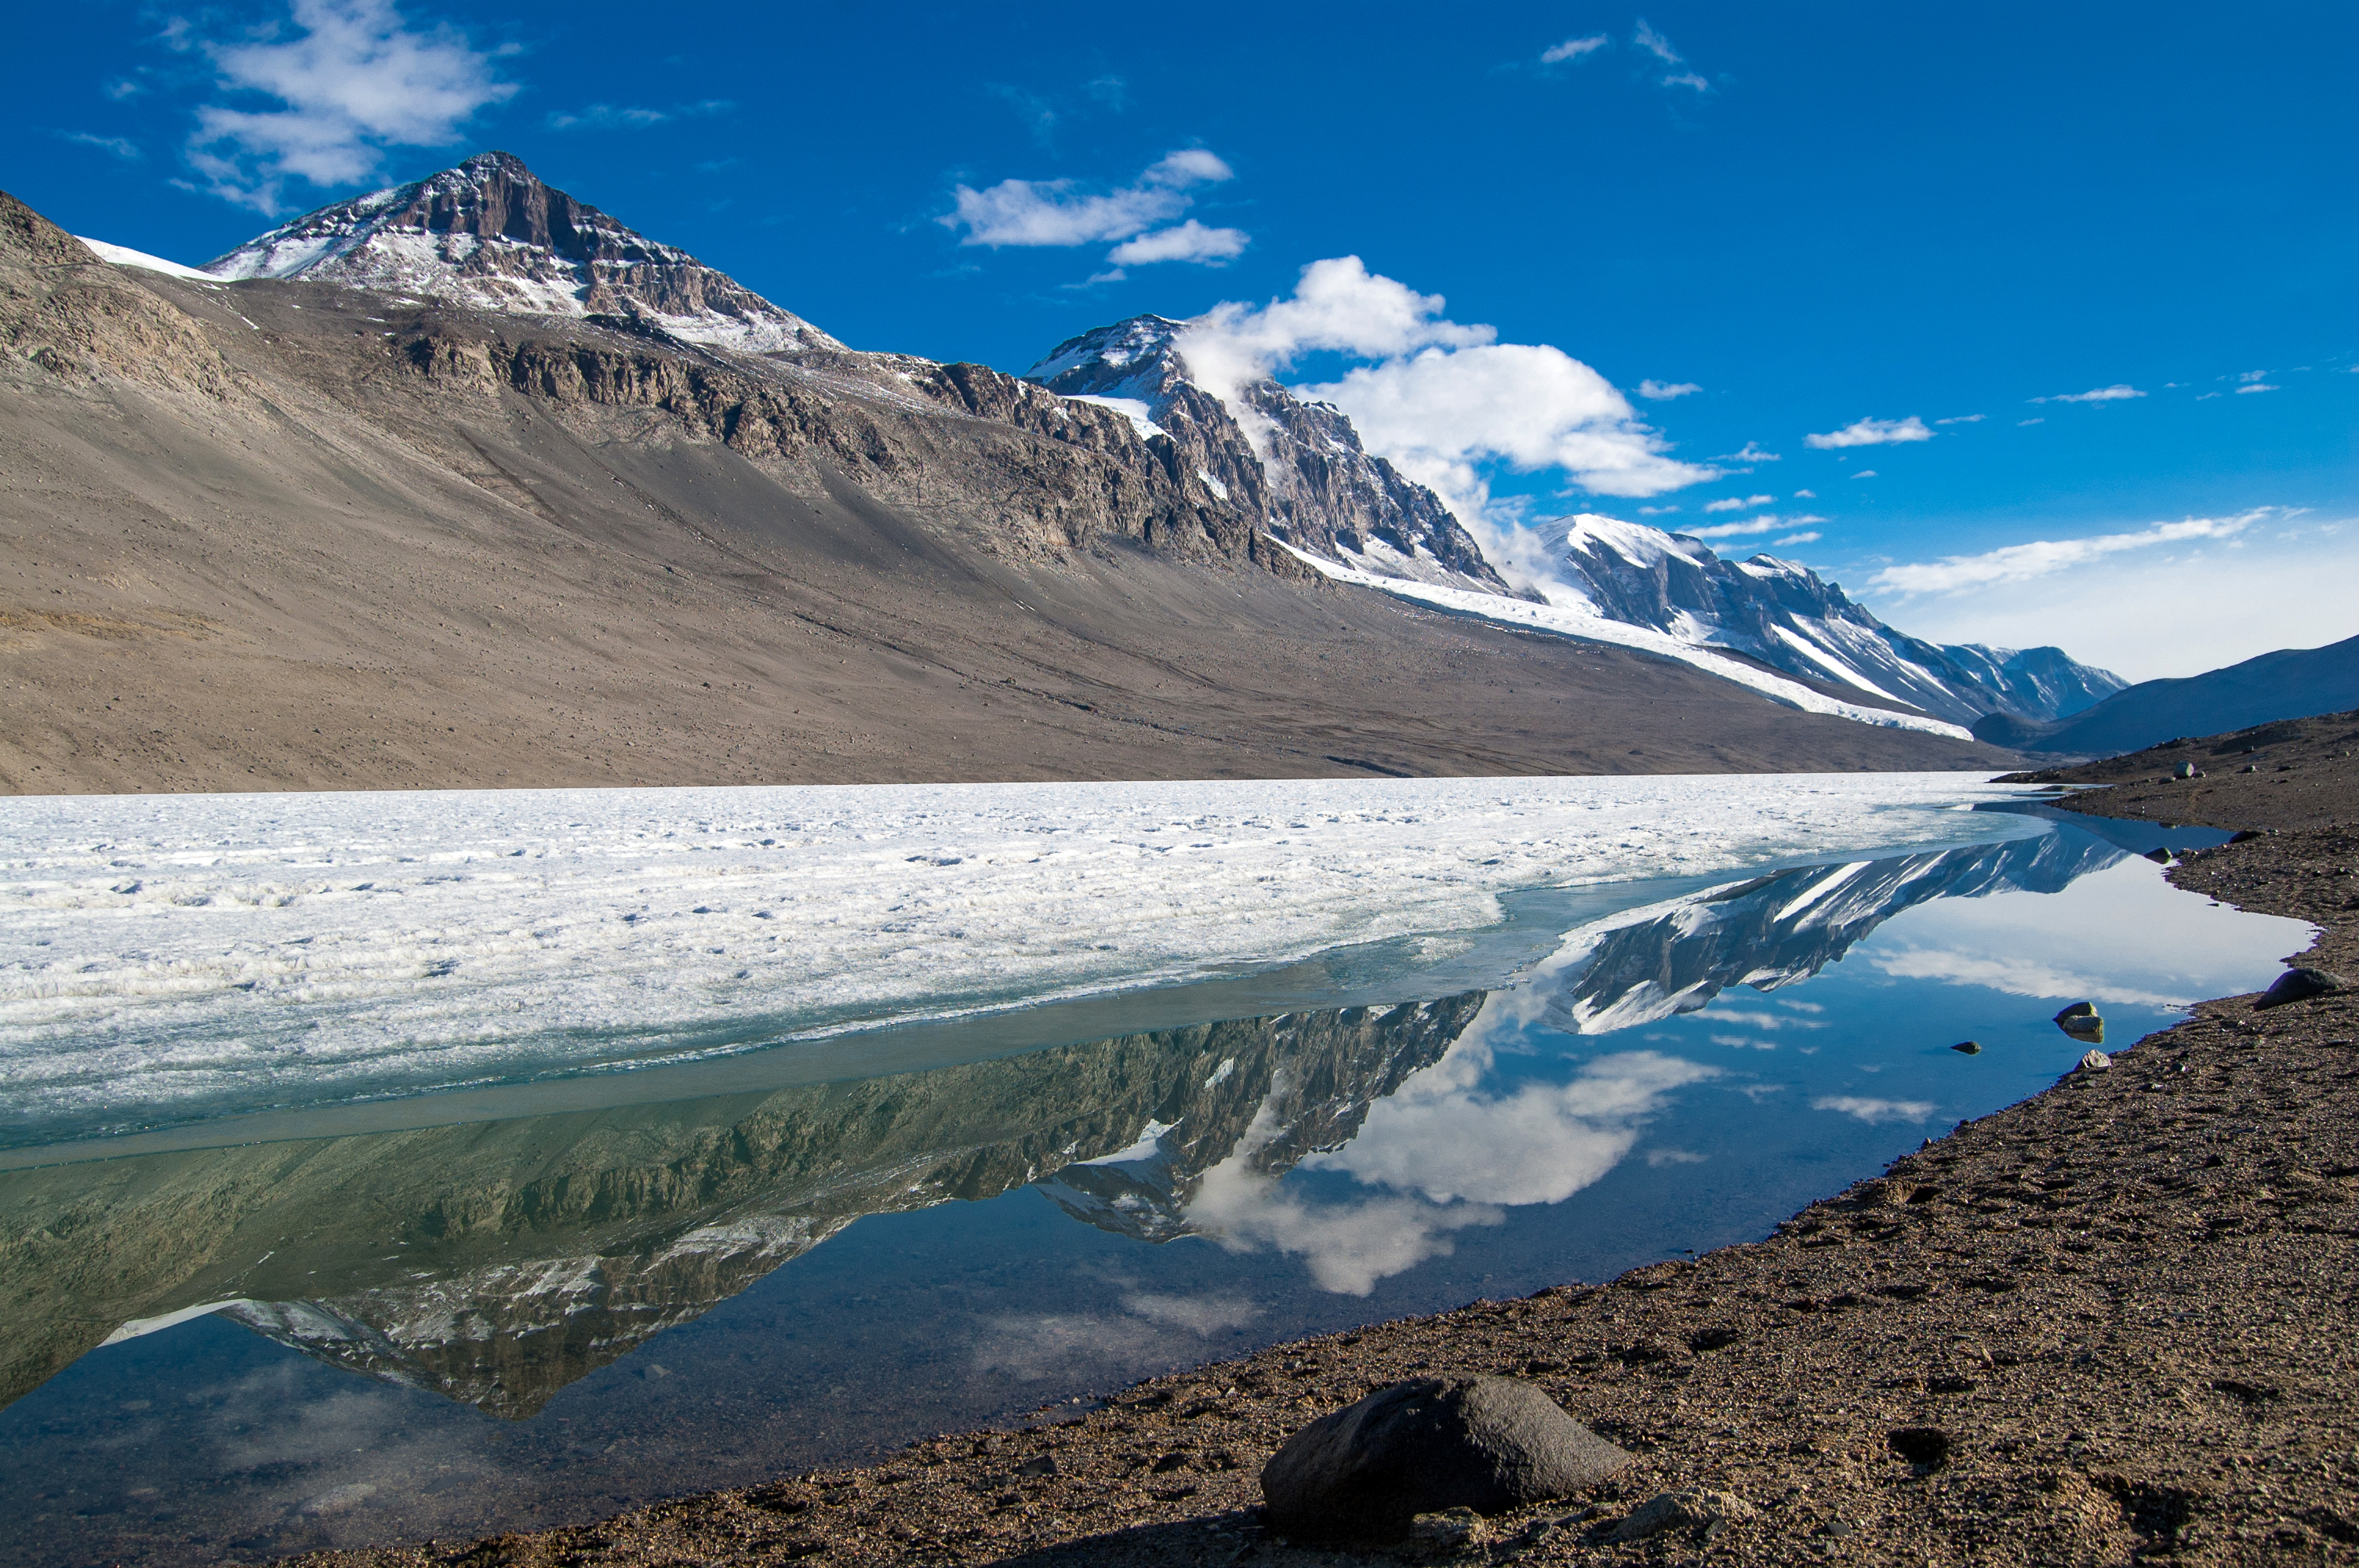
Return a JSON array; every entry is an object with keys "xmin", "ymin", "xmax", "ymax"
[{"xmin": 10, "ymin": 0, "xmax": 2355, "ymax": 679}]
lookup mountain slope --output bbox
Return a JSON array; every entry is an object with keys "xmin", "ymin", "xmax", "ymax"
[
  {"xmin": 1027, "ymin": 315, "xmax": 1508, "ymax": 594},
  {"xmin": 2, "ymin": 172, "xmax": 2015, "ymax": 790},
  {"xmin": 1977, "ymin": 633, "xmax": 2359, "ymax": 755}
]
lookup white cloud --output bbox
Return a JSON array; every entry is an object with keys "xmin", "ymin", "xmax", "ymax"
[
  {"xmin": 1634, "ymin": 20, "xmax": 1683, "ymax": 62},
  {"xmin": 182, "ymin": 0, "xmax": 517, "ymax": 214},
  {"xmin": 1542, "ymin": 34, "xmax": 1609, "ymax": 63},
  {"xmin": 1804, "ymin": 416, "xmax": 1933, "ymax": 448},
  {"xmin": 62, "ymin": 131, "xmax": 143, "ymax": 160},
  {"xmin": 1683, "ymin": 517, "xmax": 1780, "ymax": 538},
  {"xmin": 1717, "ymin": 441, "xmax": 1781, "ymax": 463},
  {"xmin": 1852, "ymin": 469, "xmax": 1879, "ymax": 478},
  {"xmin": 1104, "ymin": 218, "xmax": 1249, "ymax": 266},
  {"xmin": 1774, "ymin": 531, "xmax": 1822, "ymax": 545},
  {"xmin": 1702, "ymin": 493, "xmax": 1775, "ymax": 513},
  {"xmin": 1172, "ymin": 259, "xmax": 1715, "ymax": 534},
  {"xmin": 1861, "ymin": 512, "xmax": 2358, "ymax": 680},
  {"xmin": 2018, "ymin": 416, "xmax": 2045, "ymax": 425},
  {"xmin": 1813, "ymin": 1095, "xmax": 1937, "ymax": 1124},
  {"xmin": 1638, "ymin": 505, "xmax": 1681, "ymax": 515},
  {"xmin": 1867, "ymin": 508, "xmax": 2273, "ymax": 597},
  {"xmin": 1646, "ymin": 1147, "xmax": 1707, "ymax": 1166},
  {"xmin": 941, "ymin": 148, "xmax": 1235, "ymax": 249},
  {"xmin": 1934, "ymin": 413, "xmax": 1985, "ymax": 425},
  {"xmin": 1792, "ymin": 487, "xmax": 1816, "ymax": 498},
  {"xmin": 546, "ymin": 99, "xmax": 729, "ymax": 131},
  {"xmin": 1662, "ymin": 71, "xmax": 1711, "ymax": 92},
  {"xmin": 2030, "ymin": 384, "xmax": 2144, "ymax": 405},
  {"xmin": 2236, "ymin": 382, "xmax": 2279, "ymax": 394},
  {"xmin": 1637, "ymin": 379, "xmax": 1699, "ymax": 400}
]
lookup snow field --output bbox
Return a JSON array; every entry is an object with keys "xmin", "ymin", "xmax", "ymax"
[{"xmin": 0, "ymin": 775, "xmax": 2030, "ymax": 1137}]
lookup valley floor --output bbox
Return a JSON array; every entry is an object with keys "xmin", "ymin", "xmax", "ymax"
[{"xmin": 284, "ymin": 747, "xmax": 2359, "ymax": 1567}]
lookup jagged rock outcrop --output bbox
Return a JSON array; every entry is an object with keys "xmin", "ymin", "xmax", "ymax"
[
  {"xmin": 1542, "ymin": 514, "xmax": 2124, "ymax": 724},
  {"xmin": 1027, "ymin": 316, "xmax": 1510, "ymax": 593},
  {"xmin": 0, "ymin": 191, "xmax": 238, "ymax": 399},
  {"xmin": 204, "ymin": 151, "xmax": 838, "ymax": 354}
]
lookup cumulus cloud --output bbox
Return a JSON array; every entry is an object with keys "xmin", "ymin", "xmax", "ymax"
[
  {"xmin": 942, "ymin": 148, "xmax": 1234, "ymax": 249},
  {"xmin": 1812, "ymin": 1095, "xmax": 1937, "ymax": 1124},
  {"xmin": 1702, "ymin": 494, "xmax": 1775, "ymax": 513},
  {"xmin": 1637, "ymin": 379, "xmax": 1699, "ymax": 400},
  {"xmin": 181, "ymin": 0, "xmax": 517, "ymax": 214},
  {"xmin": 1774, "ymin": 531, "xmax": 1822, "ymax": 545},
  {"xmin": 1105, "ymin": 218, "xmax": 1249, "ymax": 266},
  {"xmin": 1852, "ymin": 469, "xmax": 1879, "ymax": 478},
  {"xmin": 1793, "ymin": 488, "xmax": 1816, "ymax": 498},
  {"xmin": 1542, "ymin": 34, "xmax": 1609, "ymax": 63},
  {"xmin": 2030, "ymin": 384, "xmax": 2144, "ymax": 405},
  {"xmin": 1717, "ymin": 441, "xmax": 1781, "ymax": 463},
  {"xmin": 2236, "ymin": 381, "xmax": 2279, "ymax": 394},
  {"xmin": 1934, "ymin": 413, "xmax": 1985, "ymax": 425},
  {"xmin": 1804, "ymin": 416, "xmax": 1933, "ymax": 449},
  {"xmin": 1866, "ymin": 508, "xmax": 2274, "ymax": 597},
  {"xmin": 1675, "ymin": 517, "xmax": 1777, "ymax": 539}
]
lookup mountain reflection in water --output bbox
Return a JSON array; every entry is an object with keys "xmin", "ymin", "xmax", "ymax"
[{"xmin": 0, "ymin": 825, "xmax": 2178, "ymax": 1423}]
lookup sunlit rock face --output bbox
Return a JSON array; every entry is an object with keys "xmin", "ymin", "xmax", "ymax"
[
  {"xmin": 1027, "ymin": 316, "xmax": 1510, "ymax": 594},
  {"xmin": 203, "ymin": 151, "xmax": 841, "ymax": 354}
]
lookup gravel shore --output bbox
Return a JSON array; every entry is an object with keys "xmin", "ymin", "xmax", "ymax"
[{"xmin": 293, "ymin": 735, "xmax": 2359, "ymax": 1568}]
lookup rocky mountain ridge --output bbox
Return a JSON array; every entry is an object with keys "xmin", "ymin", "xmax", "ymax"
[
  {"xmin": 1027, "ymin": 315, "xmax": 1510, "ymax": 595},
  {"xmin": 202, "ymin": 151, "xmax": 840, "ymax": 354},
  {"xmin": 1539, "ymin": 514, "xmax": 2125, "ymax": 724}
]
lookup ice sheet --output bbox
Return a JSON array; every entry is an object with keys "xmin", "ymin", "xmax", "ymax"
[{"xmin": 0, "ymin": 775, "xmax": 2034, "ymax": 1139}]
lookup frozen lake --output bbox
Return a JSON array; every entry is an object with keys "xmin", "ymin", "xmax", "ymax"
[{"xmin": 0, "ymin": 781, "xmax": 2314, "ymax": 1567}]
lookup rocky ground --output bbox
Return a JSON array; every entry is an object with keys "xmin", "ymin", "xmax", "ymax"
[{"xmin": 284, "ymin": 741, "xmax": 2359, "ymax": 1566}]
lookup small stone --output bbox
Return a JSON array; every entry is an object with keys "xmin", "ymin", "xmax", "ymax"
[
  {"xmin": 1605, "ymin": 1487, "xmax": 1757, "ymax": 1542},
  {"xmin": 2173, "ymin": 761, "xmax": 2201, "ymax": 779},
  {"xmin": 1408, "ymin": 1507, "xmax": 1488, "ymax": 1551},
  {"xmin": 2144, "ymin": 846, "xmax": 2171, "ymax": 863},
  {"xmin": 1260, "ymin": 1377, "xmax": 1630, "ymax": 1543},
  {"xmin": 2079, "ymin": 1049, "xmax": 2112, "ymax": 1072},
  {"xmin": 2255, "ymin": 967, "xmax": 2350, "ymax": 1009},
  {"xmin": 1951, "ymin": 1040, "xmax": 1982, "ymax": 1054},
  {"xmin": 1015, "ymin": 1454, "xmax": 1058, "ymax": 1477}
]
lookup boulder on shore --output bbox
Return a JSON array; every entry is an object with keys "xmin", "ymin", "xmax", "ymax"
[{"xmin": 1259, "ymin": 1376, "xmax": 1630, "ymax": 1542}]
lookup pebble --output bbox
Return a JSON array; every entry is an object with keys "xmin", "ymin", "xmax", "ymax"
[
  {"xmin": 1605, "ymin": 1486, "xmax": 1757, "ymax": 1542},
  {"xmin": 2080, "ymin": 1049, "xmax": 2113, "ymax": 1072}
]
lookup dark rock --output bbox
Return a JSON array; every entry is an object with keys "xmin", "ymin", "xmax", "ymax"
[
  {"xmin": 1605, "ymin": 1487, "xmax": 1756, "ymax": 1542},
  {"xmin": 1888, "ymin": 1426, "xmax": 1951, "ymax": 1468},
  {"xmin": 1014, "ymin": 1454, "xmax": 1058, "ymax": 1477},
  {"xmin": 1259, "ymin": 1376, "xmax": 1630, "ymax": 1542},
  {"xmin": 2257, "ymin": 967, "xmax": 2351, "ymax": 1009},
  {"xmin": 2055, "ymin": 1001, "xmax": 2099, "ymax": 1021},
  {"xmin": 2229, "ymin": 828, "xmax": 2275, "ymax": 842},
  {"xmin": 2144, "ymin": 847, "xmax": 2172, "ymax": 863},
  {"xmin": 1951, "ymin": 1040, "xmax": 1983, "ymax": 1054}
]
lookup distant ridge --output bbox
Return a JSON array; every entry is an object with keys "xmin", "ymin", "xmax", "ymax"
[{"xmin": 1975, "ymin": 632, "xmax": 2359, "ymax": 755}]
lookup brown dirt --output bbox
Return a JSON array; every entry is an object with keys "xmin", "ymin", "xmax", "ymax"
[{"xmin": 280, "ymin": 743, "xmax": 2359, "ymax": 1566}]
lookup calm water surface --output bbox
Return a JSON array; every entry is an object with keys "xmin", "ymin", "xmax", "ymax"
[{"xmin": 0, "ymin": 806, "xmax": 2310, "ymax": 1567}]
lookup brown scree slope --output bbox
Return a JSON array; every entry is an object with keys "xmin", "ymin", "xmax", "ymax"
[
  {"xmin": 274, "ymin": 752, "xmax": 2359, "ymax": 1566},
  {"xmin": 0, "ymin": 191, "xmax": 2008, "ymax": 794}
]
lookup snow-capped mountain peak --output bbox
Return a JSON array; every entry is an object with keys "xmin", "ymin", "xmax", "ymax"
[
  {"xmin": 202, "ymin": 151, "xmax": 839, "ymax": 354},
  {"xmin": 1536, "ymin": 514, "xmax": 2124, "ymax": 724},
  {"xmin": 1026, "ymin": 314, "xmax": 1510, "ymax": 595}
]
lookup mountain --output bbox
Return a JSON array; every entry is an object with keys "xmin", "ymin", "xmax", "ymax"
[
  {"xmin": 1535, "ymin": 514, "xmax": 2125, "ymax": 726},
  {"xmin": 2, "ymin": 160, "xmax": 2015, "ymax": 791},
  {"xmin": 1027, "ymin": 315, "xmax": 1509, "ymax": 595},
  {"xmin": 1973, "ymin": 632, "xmax": 2359, "ymax": 755},
  {"xmin": 201, "ymin": 151, "xmax": 841, "ymax": 354}
]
